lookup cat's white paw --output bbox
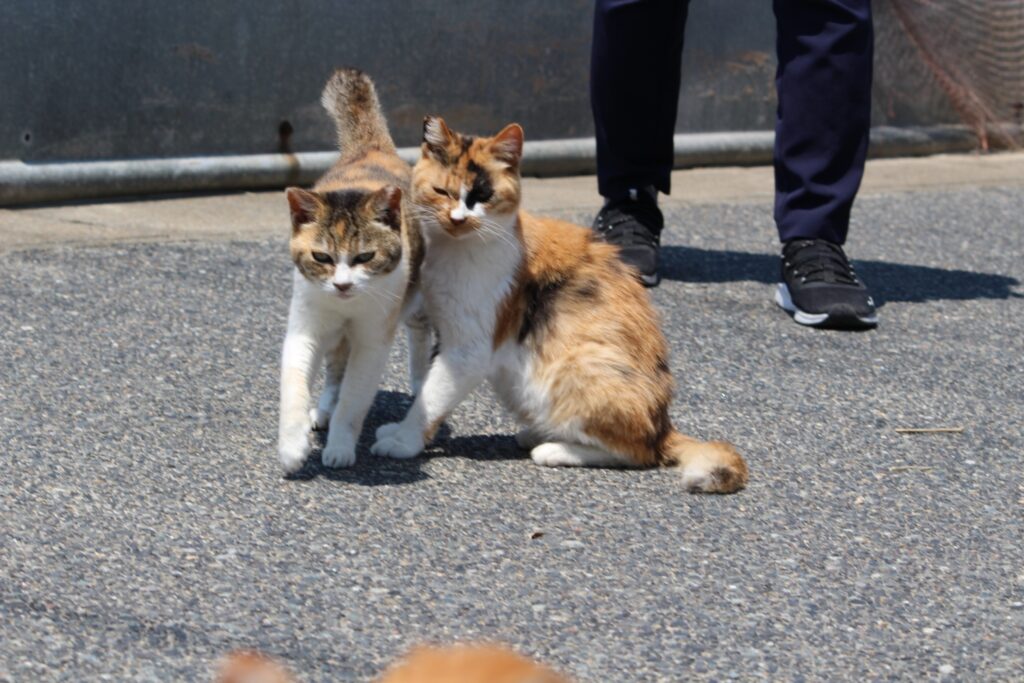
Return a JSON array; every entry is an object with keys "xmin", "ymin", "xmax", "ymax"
[
  {"xmin": 371, "ymin": 425, "xmax": 424, "ymax": 459},
  {"xmin": 321, "ymin": 432, "xmax": 358, "ymax": 471},
  {"xmin": 278, "ymin": 429, "xmax": 313, "ymax": 473},
  {"xmin": 310, "ymin": 407, "xmax": 331, "ymax": 431},
  {"xmin": 375, "ymin": 421, "xmax": 403, "ymax": 441},
  {"xmin": 530, "ymin": 443, "xmax": 567, "ymax": 467}
]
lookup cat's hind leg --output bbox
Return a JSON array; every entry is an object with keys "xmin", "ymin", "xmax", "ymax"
[
  {"xmin": 530, "ymin": 442, "xmax": 635, "ymax": 468},
  {"xmin": 322, "ymin": 333, "xmax": 389, "ymax": 468},
  {"xmin": 405, "ymin": 312, "xmax": 432, "ymax": 398},
  {"xmin": 514, "ymin": 428, "xmax": 543, "ymax": 450},
  {"xmin": 311, "ymin": 338, "xmax": 349, "ymax": 430}
]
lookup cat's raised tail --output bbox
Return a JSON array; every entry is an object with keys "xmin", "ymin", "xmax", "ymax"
[
  {"xmin": 663, "ymin": 431, "xmax": 749, "ymax": 494},
  {"xmin": 321, "ymin": 67, "xmax": 396, "ymax": 158}
]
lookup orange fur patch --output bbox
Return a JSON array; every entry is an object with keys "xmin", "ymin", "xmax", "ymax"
[
  {"xmin": 377, "ymin": 644, "xmax": 569, "ymax": 683},
  {"xmin": 216, "ymin": 645, "xmax": 569, "ymax": 683},
  {"xmin": 217, "ymin": 651, "xmax": 296, "ymax": 683}
]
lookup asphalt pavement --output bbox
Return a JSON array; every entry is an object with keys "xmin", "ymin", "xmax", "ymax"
[{"xmin": 1, "ymin": 162, "xmax": 1022, "ymax": 681}]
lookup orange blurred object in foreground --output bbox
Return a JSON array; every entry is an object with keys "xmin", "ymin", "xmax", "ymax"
[{"xmin": 216, "ymin": 644, "xmax": 571, "ymax": 683}]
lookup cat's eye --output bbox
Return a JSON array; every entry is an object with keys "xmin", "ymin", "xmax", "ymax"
[
  {"xmin": 311, "ymin": 251, "xmax": 334, "ymax": 264},
  {"xmin": 433, "ymin": 186, "xmax": 452, "ymax": 198},
  {"xmin": 352, "ymin": 251, "xmax": 375, "ymax": 265}
]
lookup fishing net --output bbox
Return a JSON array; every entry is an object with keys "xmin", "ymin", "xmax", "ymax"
[{"xmin": 881, "ymin": 0, "xmax": 1023, "ymax": 150}]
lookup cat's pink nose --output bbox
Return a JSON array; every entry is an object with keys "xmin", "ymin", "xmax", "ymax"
[
  {"xmin": 450, "ymin": 215, "xmax": 466, "ymax": 226},
  {"xmin": 334, "ymin": 282, "xmax": 352, "ymax": 293}
]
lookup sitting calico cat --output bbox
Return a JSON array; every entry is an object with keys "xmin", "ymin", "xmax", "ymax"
[
  {"xmin": 370, "ymin": 117, "xmax": 747, "ymax": 493},
  {"xmin": 278, "ymin": 69, "xmax": 428, "ymax": 473}
]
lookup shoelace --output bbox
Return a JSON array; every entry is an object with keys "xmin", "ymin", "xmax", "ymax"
[
  {"xmin": 594, "ymin": 201, "xmax": 661, "ymax": 248},
  {"xmin": 784, "ymin": 240, "xmax": 859, "ymax": 285}
]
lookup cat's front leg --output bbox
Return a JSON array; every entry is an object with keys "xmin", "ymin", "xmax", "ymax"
[
  {"xmin": 278, "ymin": 330, "xmax": 324, "ymax": 473},
  {"xmin": 371, "ymin": 344, "xmax": 488, "ymax": 459},
  {"xmin": 321, "ymin": 337, "xmax": 390, "ymax": 468}
]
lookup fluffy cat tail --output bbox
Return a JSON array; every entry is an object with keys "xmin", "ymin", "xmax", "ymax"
[
  {"xmin": 321, "ymin": 67, "xmax": 396, "ymax": 158},
  {"xmin": 662, "ymin": 430, "xmax": 749, "ymax": 494}
]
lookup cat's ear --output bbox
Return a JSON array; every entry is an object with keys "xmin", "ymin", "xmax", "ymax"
[
  {"xmin": 490, "ymin": 123, "xmax": 524, "ymax": 167},
  {"xmin": 422, "ymin": 115, "xmax": 454, "ymax": 160},
  {"xmin": 368, "ymin": 185, "xmax": 403, "ymax": 231},
  {"xmin": 285, "ymin": 187, "xmax": 323, "ymax": 232}
]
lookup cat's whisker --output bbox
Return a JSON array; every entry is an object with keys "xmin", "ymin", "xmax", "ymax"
[
  {"xmin": 476, "ymin": 220, "xmax": 519, "ymax": 250},
  {"xmin": 365, "ymin": 284, "xmax": 402, "ymax": 303},
  {"xmin": 480, "ymin": 224, "xmax": 516, "ymax": 246},
  {"xmin": 363, "ymin": 288, "xmax": 392, "ymax": 317}
]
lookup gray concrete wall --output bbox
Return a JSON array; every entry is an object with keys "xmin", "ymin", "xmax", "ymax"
[{"xmin": 2, "ymin": 0, "xmax": 960, "ymax": 163}]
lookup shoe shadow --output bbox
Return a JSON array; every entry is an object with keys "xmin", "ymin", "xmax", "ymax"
[
  {"xmin": 285, "ymin": 390, "xmax": 523, "ymax": 487},
  {"xmin": 660, "ymin": 245, "xmax": 1021, "ymax": 305}
]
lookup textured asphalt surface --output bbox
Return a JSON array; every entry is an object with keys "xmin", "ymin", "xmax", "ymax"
[{"xmin": 1, "ymin": 186, "xmax": 1022, "ymax": 682}]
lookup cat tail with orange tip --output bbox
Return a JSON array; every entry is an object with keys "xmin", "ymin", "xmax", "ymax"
[
  {"xmin": 216, "ymin": 650, "xmax": 297, "ymax": 683},
  {"xmin": 320, "ymin": 67, "xmax": 396, "ymax": 158},
  {"xmin": 662, "ymin": 430, "xmax": 749, "ymax": 494}
]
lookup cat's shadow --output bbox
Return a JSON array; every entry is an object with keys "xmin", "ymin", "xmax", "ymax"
[{"xmin": 285, "ymin": 390, "xmax": 524, "ymax": 487}]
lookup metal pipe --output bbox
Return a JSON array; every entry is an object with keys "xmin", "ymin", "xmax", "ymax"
[{"xmin": 0, "ymin": 125, "xmax": 1010, "ymax": 207}]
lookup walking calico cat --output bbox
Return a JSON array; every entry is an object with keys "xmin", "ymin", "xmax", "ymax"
[
  {"xmin": 278, "ymin": 69, "xmax": 428, "ymax": 473},
  {"xmin": 370, "ymin": 117, "xmax": 748, "ymax": 493}
]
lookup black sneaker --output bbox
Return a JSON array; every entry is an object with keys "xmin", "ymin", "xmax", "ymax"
[
  {"xmin": 592, "ymin": 189, "xmax": 664, "ymax": 287},
  {"xmin": 776, "ymin": 239, "xmax": 878, "ymax": 329}
]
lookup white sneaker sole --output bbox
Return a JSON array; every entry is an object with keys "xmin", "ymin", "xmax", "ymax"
[{"xmin": 775, "ymin": 283, "xmax": 878, "ymax": 328}]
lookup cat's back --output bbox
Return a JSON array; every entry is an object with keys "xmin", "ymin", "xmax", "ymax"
[
  {"xmin": 517, "ymin": 211, "xmax": 636, "ymax": 289},
  {"xmin": 315, "ymin": 147, "xmax": 410, "ymax": 196},
  {"xmin": 493, "ymin": 210, "xmax": 662, "ymax": 353}
]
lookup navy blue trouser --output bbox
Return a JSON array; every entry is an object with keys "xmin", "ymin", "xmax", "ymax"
[{"xmin": 591, "ymin": 0, "xmax": 874, "ymax": 244}]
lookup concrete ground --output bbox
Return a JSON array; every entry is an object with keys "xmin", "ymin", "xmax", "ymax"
[{"xmin": 1, "ymin": 153, "xmax": 1022, "ymax": 682}]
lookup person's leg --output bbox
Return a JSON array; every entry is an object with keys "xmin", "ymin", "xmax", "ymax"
[
  {"xmin": 773, "ymin": 0, "xmax": 873, "ymax": 244},
  {"xmin": 592, "ymin": 0, "xmax": 690, "ymax": 200},
  {"xmin": 590, "ymin": 0, "xmax": 690, "ymax": 287},
  {"xmin": 772, "ymin": 0, "xmax": 878, "ymax": 328}
]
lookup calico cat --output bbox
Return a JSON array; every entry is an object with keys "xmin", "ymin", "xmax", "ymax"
[
  {"xmin": 278, "ymin": 69, "xmax": 428, "ymax": 473},
  {"xmin": 370, "ymin": 117, "xmax": 748, "ymax": 493}
]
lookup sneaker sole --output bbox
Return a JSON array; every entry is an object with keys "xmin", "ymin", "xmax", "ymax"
[
  {"xmin": 639, "ymin": 271, "xmax": 660, "ymax": 287},
  {"xmin": 775, "ymin": 283, "xmax": 877, "ymax": 329}
]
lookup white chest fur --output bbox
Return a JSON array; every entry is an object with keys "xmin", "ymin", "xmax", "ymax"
[{"xmin": 419, "ymin": 227, "xmax": 522, "ymax": 349}]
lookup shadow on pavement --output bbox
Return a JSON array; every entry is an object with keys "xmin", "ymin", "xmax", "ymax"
[
  {"xmin": 286, "ymin": 391, "xmax": 523, "ymax": 486},
  {"xmin": 660, "ymin": 245, "xmax": 1021, "ymax": 305},
  {"xmin": 437, "ymin": 433, "xmax": 525, "ymax": 462}
]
